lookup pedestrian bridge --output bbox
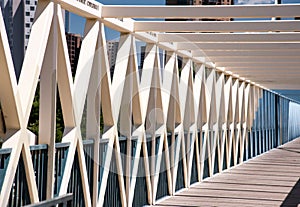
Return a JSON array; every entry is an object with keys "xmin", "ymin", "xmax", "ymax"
[{"xmin": 0, "ymin": 0, "xmax": 300, "ymax": 206}]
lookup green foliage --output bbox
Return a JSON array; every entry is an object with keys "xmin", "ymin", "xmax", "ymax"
[
  {"xmin": 55, "ymin": 95, "xmax": 64, "ymax": 142},
  {"xmin": 0, "ymin": 105, "xmax": 4, "ymax": 148},
  {"xmin": 100, "ymin": 107, "xmax": 104, "ymax": 134},
  {"xmin": 28, "ymin": 85, "xmax": 40, "ymax": 136},
  {"xmin": 25, "ymin": 85, "xmax": 106, "ymax": 143},
  {"xmin": 80, "ymin": 101, "xmax": 104, "ymax": 139},
  {"xmin": 28, "ymin": 84, "xmax": 65, "ymax": 143},
  {"xmin": 0, "ymin": 82, "xmax": 104, "ymax": 146},
  {"xmin": 80, "ymin": 100, "xmax": 87, "ymax": 140},
  {"xmin": 178, "ymin": 67, "xmax": 182, "ymax": 77}
]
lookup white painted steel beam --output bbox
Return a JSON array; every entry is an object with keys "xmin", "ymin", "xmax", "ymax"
[
  {"xmin": 235, "ymin": 76, "xmax": 300, "ymax": 80},
  {"xmin": 234, "ymin": 70, "xmax": 299, "ymax": 75},
  {"xmin": 210, "ymin": 57, "xmax": 300, "ymax": 63},
  {"xmin": 132, "ymin": 32, "xmax": 214, "ymax": 67},
  {"xmin": 158, "ymin": 33, "xmax": 300, "ymax": 43},
  {"xmin": 102, "ymin": 4, "xmax": 300, "ymax": 19},
  {"xmin": 227, "ymin": 71, "xmax": 300, "ymax": 76},
  {"xmin": 176, "ymin": 43, "xmax": 300, "ymax": 51},
  {"xmin": 192, "ymin": 50, "xmax": 300, "ymax": 57},
  {"xmin": 229, "ymin": 67, "xmax": 300, "ymax": 72},
  {"xmin": 102, "ymin": 18, "xmax": 134, "ymax": 33},
  {"xmin": 135, "ymin": 21, "xmax": 300, "ymax": 33},
  {"xmin": 265, "ymin": 84, "xmax": 300, "ymax": 90},
  {"xmin": 54, "ymin": 0, "xmax": 102, "ymax": 19},
  {"xmin": 216, "ymin": 62, "xmax": 300, "ymax": 68}
]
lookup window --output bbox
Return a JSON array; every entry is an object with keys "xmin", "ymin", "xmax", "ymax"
[{"xmin": 25, "ymin": 12, "xmax": 30, "ymax": 16}]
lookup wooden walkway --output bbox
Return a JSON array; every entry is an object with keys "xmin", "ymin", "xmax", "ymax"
[{"xmin": 156, "ymin": 138, "xmax": 300, "ymax": 207}]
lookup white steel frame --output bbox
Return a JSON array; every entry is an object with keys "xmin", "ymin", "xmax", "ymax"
[{"xmin": 0, "ymin": 1, "xmax": 299, "ymax": 207}]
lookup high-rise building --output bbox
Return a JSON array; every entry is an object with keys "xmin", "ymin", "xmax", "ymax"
[
  {"xmin": 194, "ymin": 0, "xmax": 232, "ymax": 21},
  {"xmin": 24, "ymin": 0, "xmax": 37, "ymax": 49},
  {"xmin": 139, "ymin": 45, "xmax": 146, "ymax": 70},
  {"xmin": 25, "ymin": 1, "xmax": 70, "ymax": 48},
  {"xmin": 166, "ymin": 0, "xmax": 233, "ymax": 21},
  {"xmin": 66, "ymin": 33, "xmax": 82, "ymax": 76},
  {"xmin": 193, "ymin": 0, "xmax": 232, "ymax": 5},
  {"xmin": 166, "ymin": 0, "xmax": 193, "ymax": 21},
  {"xmin": 166, "ymin": 0, "xmax": 193, "ymax": 5},
  {"xmin": 0, "ymin": 0, "xmax": 24, "ymax": 79},
  {"xmin": 107, "ymin": 40, "xmax": 119, "ymax": 74},
  {"xmin": 1, "ymin": 0, "xmax": 13, "ymax": 51},
  {"xmin": 1, "ymin": 0, "xmax": 70, "ymax": 79}
]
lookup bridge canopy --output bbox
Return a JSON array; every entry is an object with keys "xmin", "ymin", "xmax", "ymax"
[{"xmin": 98, "ymin": 4, "xmax": 300, "ymax": 91}]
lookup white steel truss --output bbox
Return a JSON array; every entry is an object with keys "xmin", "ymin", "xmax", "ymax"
[{"xmin": 0, "ymin": 1, "xmax": 300, "ymax": 207}]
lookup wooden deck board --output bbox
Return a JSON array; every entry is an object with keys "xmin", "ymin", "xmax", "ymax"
[{"xmin": 155, "ymin": 138, "xmax": 300, "ymax": 207}]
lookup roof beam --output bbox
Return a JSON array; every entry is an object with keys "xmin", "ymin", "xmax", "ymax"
[
  {"xmin": 247, "ymin": 78, "xmax": 300, "ymax": 82},
  {"xmin": 210, "ymin": 57, "xmax": 300, "ymax": 63},
  {"xmin": 102, "ymin": 18, "xmax": 134, "ymax": 32},
  {"xmin": 101, "ymin": 4, "xmax": 300, "ymax": 19},
  {"xmin": 235, "ymin": 72, "xmax": 300, "ymax": 76},
  {"xmin": 233, "ymin": 68, "xmax": 300, "ymax": 71},
  {"xmin": 239, "ymin": 76, "xmax": 300, "ymax": 79},
  {"xmin": 132, "ymin": 32, "xmax": 213, "ymax": 67},
  {"xmin": 176, "ymin": 42, "xmax": 300, "ymax": 51},
  {"xmin": 55, "ymin": 0, "xmax": 102, "ymax": 19},
  {"xmin": 158, "ymin": 33, "xmax": 300, "ymax": 43},
  {"xmin": 44, "ymin": 1, "xmax": 300, "ymax": 92},
  {"xmin": 192, "ymin": 50, "xmax": 300, "ymax": 57},
  {"xmin": 229, "ymin": 67, "xmax": 300, "ymax": 71},
  {"xmin": 216, "ymin": 62, "xmax": 300, "ymax": 68},
  {"xmin": 134, "ymin": 21, "xmax": 300, "ymax": 32},
  {"xmin": 233, "ymin": 75, "xmax": 300, "ymax": 79},
  {"xmin": 269, "ymin": 85, "xmax": 300, "ymax": 90}
]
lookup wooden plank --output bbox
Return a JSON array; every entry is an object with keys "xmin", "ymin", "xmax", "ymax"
[
  {"xmin": 156, "ymin": 137, "xmax": 300, "ymax": 207},
  {"xmin": 193, "ymin": 182, "xmax": 292, "ymax": 193},
  {"xmin": 178, "ymin": 189, "xmax": 287, "ymax": 201},
  {"xmin": 156, "ymin": 195, "xmax": 282, "ymax": 207},
  {"xmin": 223, "ymin": 170, "xmax": 300, "ymax": 178}
]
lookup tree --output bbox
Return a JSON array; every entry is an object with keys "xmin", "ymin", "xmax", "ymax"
[{"xmin": 28, "ymin": 84, "xmax": 65, "ymax": 143}]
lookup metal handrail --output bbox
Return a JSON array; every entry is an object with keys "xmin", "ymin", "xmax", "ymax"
[{"xmin": 24, "ymin": 193, "xmax": 72, "ymax": 207}]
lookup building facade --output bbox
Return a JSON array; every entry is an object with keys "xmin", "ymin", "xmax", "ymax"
[
  {"xmin": 193, "ymin": 0, "xmax": 232, "ymax": 5},
  {"xmin": 194, "ymin": 0, "xmax": 232, "ymax": 20},
  {"xmin": 1, "ymin": 0, "xmax": 70, "ymax": 79},
  {"xmin": 139, "ymin": 45, "xmax": 146, "ymax": 70},
  {"xmin": 167, "ymin": 0, "xmax": 233, "ymax": 20},
  {"xmin": 0, "ymin": 0, "xmax": 24, "ymax": 79},
  {"xmin": 24, "ymin": 0, "xmax": 37, "ymax": 49},
  {"xmin": 166, "ymin": 0, "xmax": 193, "ymax": 5},
  {"xmin": 107, "ymin": 40, "xmax": 119, "ymax": 75},
  {"xmin": 166, "ymin": 0, "xmax": 193, "ymax": 21},
  {"xmin": 66, "ymin": 33, "xmax": 82, "ymax": 76}
]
